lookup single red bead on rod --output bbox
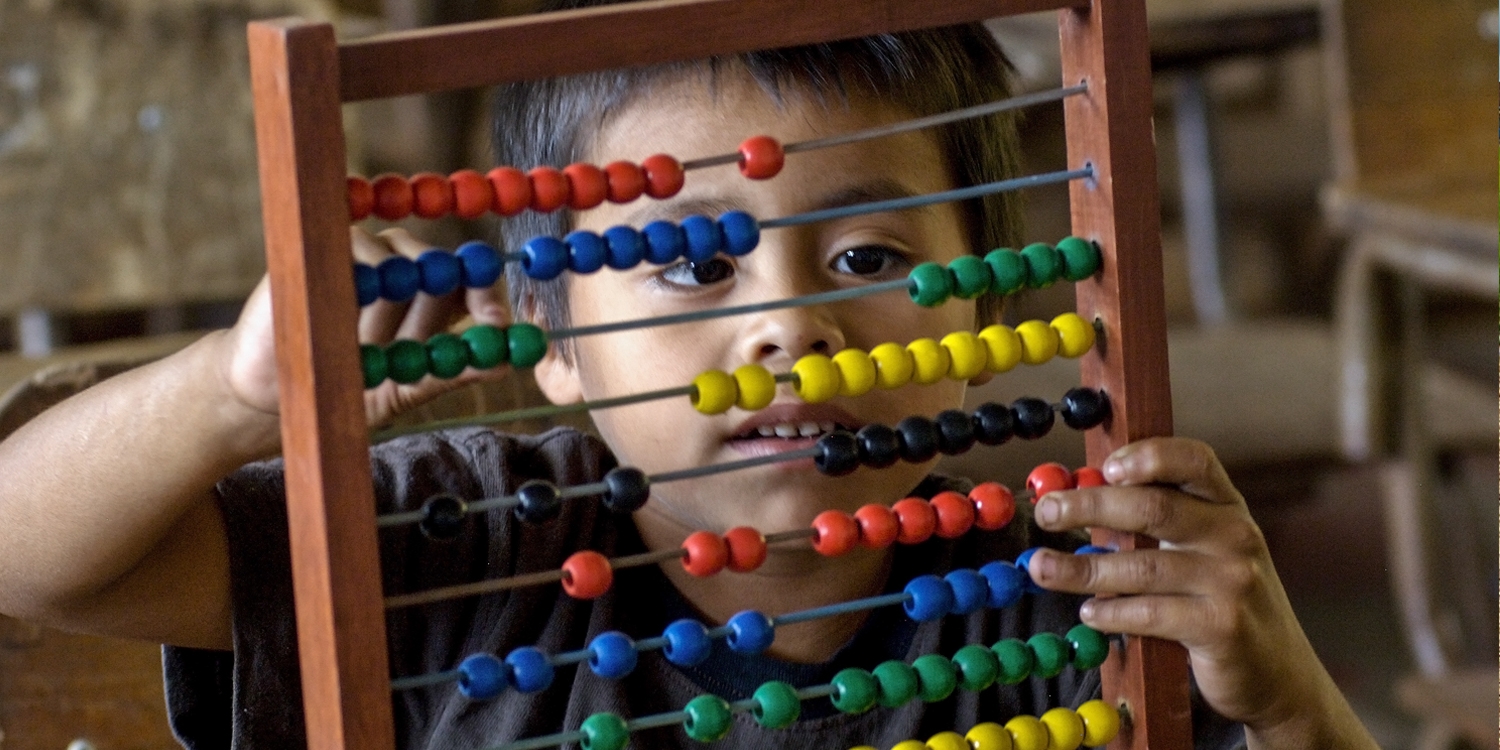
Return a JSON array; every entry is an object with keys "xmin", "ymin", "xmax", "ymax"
[
  {"xmin": 563, "ymin": 163, "xmax": 608, "ymax": 210},
  {"xmin": 411, "ymin": 172, "xmax": 455, "ymax": 219},
  {"xmin": 854, "ymin": 503, "xmax": 899, "ymax": 549},
  {"xmin": 641, "ymin": 154, "xmax": 685, "ymax": 198},
  {"xmin": 737, "ymin": 135, "xmax": 785, "ymax": 180},
  {"xmin": 969, "ymin": 483, "xmax": 1016, "ymax": 530},
  {"xmin": 811, "ymin": 510, "xmax": 859, "ymax": 557},
  {"xmin": 488, "ymin": 166, "xmax": 533, "ymax": 216},
  {"xmin": 372, "ymin": 173, "xmax": 414, "ymax": 220},
  {"xmin": 892, "ymin": 497, "xmax": 937, "ymax": 545},
  {"xmin": 723, "ymin": 526, "xmax": 768, "ymax": 573},
  {"xmin": 450, "ymin": 169, "xmax": 493, "ymax": 219},
  {"xmin": 1026, "ymin": 462, "xmax": 1075, "ymax": 501},
  {"xmin": 1073, "ymin": 467, "xmax": 1107, "ymax": 488},
  {"xmin": 603, "ymin": 161, "xmax": 647, "ymax": 203},
  {"xmin": 347, "ymin": 175, "xmax": 374, "ymax": 221},
  {"xmin": 527, "ymin": 166, "xmax": 571, "ymax": 212},
  {"xmin": 930, "ymin": 491, "xmax": 976, "ymax": 539},
  {"xmin": 681, "ymin": 530, "xmax": 728, "ymax": 577},
  {"xmin": 562, "ymin": 550, "xmax": 614, "ymax": 599}
]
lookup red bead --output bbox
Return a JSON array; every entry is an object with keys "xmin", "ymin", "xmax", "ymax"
[
  {"xmin": 854, "ymin": 503, "xmax": 899, "ymax": 549},
  {"xmin": 561, "ymin": 550, "xmax": 613, "ymax": 599},
  {"xmin": 450, "ymin": 169, "xmax": 493, "ymax": 219},
  {"xmin": 930, "ymin": 491, "xmax": 976, "ymax": 539},
  {"xmin": 969, "ymin": 482, "xmax": 1016, "ymax": 531},
  {"xmin": 723, "ymin": 526, "xmax": 767, "ymax": 573},
  {"xmin": 371, "ymin": 173, "xmax": 414, "ymax": 220},
  {"xmin": 1026, "ymin": 462, "xmax": 1076, "ymax": 501},
  {"xmin": 681, "ymin": 530, "xmax": 728, "ymax": 577},
  {"xmin": 347, "ymin": 175, "xmax": 374, "ymax": 221},
  {"xmin": 737, "ymin": 135, "xmax": 785, "ymax": 180},
  {"xmin": 527, "ymin": 166, "xmax": 571, "ymax": 212},
  {"xmin": 603, "ymin": 160, "xmax": 647, "ymax": 203},
  {"xmin": 810, "ymin": 510, "xmax": 859, "ymax": 557},
  {"xmin": 563, "ymin": 162, "xmax": 608, "ymax": 210},
  {"xmin": 892, "ymin": 497, "xmax": 937, "ymax": 545},
  {"xmin": 1073, "ymin": 467, "xmax": 1107, "ymax": 488},
  {"xmin": 641, "ymin": 154, "xmax": 685, "ymax": 198},
  {"xmin": 410, "ymin": 172, "xmax": 454, "ymax": 219},
  {"xmin": 488, "ymin": 166, "xmax": 532, "ymax": 216}
]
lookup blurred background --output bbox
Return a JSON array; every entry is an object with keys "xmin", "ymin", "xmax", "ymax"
[{"xmin": 0, "ymin": 0, "xmax": 1493, "ymax": 748}]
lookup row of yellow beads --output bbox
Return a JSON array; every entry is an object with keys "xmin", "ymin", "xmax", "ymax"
[
  {"xmin": 690, "ymin": 313, "xmax": 1097, "ymax": 414},
  {"xmin": 848, "ymin": 699, "xmax": 1119, "ymax": 750}
]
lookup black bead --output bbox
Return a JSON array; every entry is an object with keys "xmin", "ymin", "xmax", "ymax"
[
  {"xmin": 895, "ymin": 416, "xmax": 940, "ymax": 463},
  {"xmin": 513, "ymin": 480, "xmax": 562, "ymax": 523},
  {"xmin": 601, "ymin": 467, "xmax": 650, "ymax": 513},
  {"xmin": 1059, "ymin": 387, "xmax": 1111, "ymax": 430},
  {"xmin": 815, "ymin": 430, "xmax": 861, "ymax": 476},
  {"xmin": 1010, "ymin": 397, "xmax": 1055, "ymax": 440},
  {"xmin": 418, "ymin": 493, "xmax": 467, "ymax": 540},
  {"xmin": 971, "ymin": 402, "xmax": 1014, "ymax": 445},
  {"xmin": 934, "ymin": 409, "xmax": 976, "ymax": 455},
  {"xmin": 855, "ymin": 423, "xmax": 900, "ymax": 468}
]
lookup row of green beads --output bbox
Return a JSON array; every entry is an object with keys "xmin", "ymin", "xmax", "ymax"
[
  {"xmin": 358, "ymin": 323, "xmax": 548, "ymax": 388},
  {"xmin": 908, "ymin": 237, "xmax": 1101, "ymax": 307}
]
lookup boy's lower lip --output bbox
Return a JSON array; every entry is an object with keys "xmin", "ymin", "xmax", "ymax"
[{"xmin": 724, "ymin": 436, "xmax": 822, "ymax": 468}]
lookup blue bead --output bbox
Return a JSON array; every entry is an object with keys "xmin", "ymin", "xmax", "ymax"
[
  {"xmin": 717, "ymin": 211, "xmax": 760, "ymax": 256},
  {"xmin": 1076, "ymin": 544, "xmax": 1113, "ymax": 555},
  {"xmin": 353, "ymin": 262, "xmax": 380, "ymax": 306},
  {"xmin": 456, "ymin": 652, "xmax": 507, "ymax": 700},
  {"xmin": 944, "ymin": 568, "xmax": 989, "ymax": 615},
  {"xmin": 377, "ymin": 255, "xmax": 421, "ymax": 302},
  {"xmin": 416, "ymin": 249, "xmax": 462, "ymax": 296},
  {"xmin": 662, "ymin": 619, "xmax": 711, "ymax": 667},
  {"xmin": 902, "ymin": 574, "xmax": 956, "ymax": 622},
  {"xmin": 603, "ymin": 226, "xmax": 646, "ymax": 270},
  {"xmin": 587, "ymin": 631, "xmax": 638, "ymax": 680},
  {"xmin": 456, "ymin": 241, "xmax": 503, "ymax": 288},
  {"xmin": 521, "ymin": 236, "xmax": 569, "ymax": 280},
  {"xmin": 979, "ymin": 561, "xmax": 1025, "ymax": 609},
  {"xmin": 680, "ymin": 214, "xmax": 722, "ymax": 262},
  {"xmin": 642, "ymin": 220, "xmax": 686, "ymax": 264},
  {"xmin": 504, "ymin": 646, "xmax": 554, "ymax": 693},
  {"xmin": 566, "ymin": 230, "xmax": 607, "ymax": 274},
  {"xmin": 1016, "ymin": 547, "xmax": 1046, "ymax": 594},
  {"xmin": 726, "ymin": 610, "xmax": 775, "ymax": 654}
]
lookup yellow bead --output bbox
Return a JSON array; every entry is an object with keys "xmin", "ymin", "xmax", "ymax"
[
  {"xmin": 733, "ymin": 364, "xmax": 776, "ymax": 411},
  {"xmin": 833, "ymin": 348, "xmax": 878, "ymax": 397},
  {"xmin": 892, "ymin": 742, "xmax": 928, "ymax": 750},
  {"xmin": 978, "ymin": 325, "xmax": 1022, "ymax": 373},
  {"xmin": 940, "ymin": 331, "xmax": 987, "ymax": 380},
  {"xmin": 1015, "ymin": 320, "xmax": 1060, "ymax": 365},
  {"xmin": 965, "ymin": 723, "xmax": 1014, "ymax": 750},
  {"xmin": 1050, "ymin": 312, "xmax": 1096, "ymax": 359},
  {"xmin": 1040, "ymin": 707, "xmax": 1084, "ymax": 750},
  {"xmin": 1004, "ymin": 715, "xmax": 1050, "ymax": 750},
  {"xmin": 925, "ymin": 731, "xmax": 968, "ymax": 750},
  {"xmin": 870, "ymin": 342, "xmax": 915, "ymax": 389},
  {"xmin": 791, "ymin": 353, "xmax": 841, "ymax": 404},
  {"xmin": 906, "ymin": 338, "xmax": 950, "ymax": 385},
  {"xmin": 691, "ymin": 369, "xmax": 737, "ymax": 415},
  {"xmin": 1076, "ymin": 700, "xmax": 1121, "ymax": 747}
]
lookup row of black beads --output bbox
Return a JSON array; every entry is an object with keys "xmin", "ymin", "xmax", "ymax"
[{"xmin": 417, "ymin": 466, "xmax": 650, "ymax": 540}]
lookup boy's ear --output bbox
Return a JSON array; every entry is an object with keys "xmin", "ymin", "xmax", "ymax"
[{"xmin": 533, "ymin": 344, "xmax": 583, "ymax": 405}]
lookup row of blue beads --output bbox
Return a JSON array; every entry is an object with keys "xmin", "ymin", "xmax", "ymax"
[
  {"xmin": 355, "ymin": 241, "xmax": 504, "ymax": 306},
  {"xmin": 520, "ymin": 211, "xmax": 760, "ymax": 281}
]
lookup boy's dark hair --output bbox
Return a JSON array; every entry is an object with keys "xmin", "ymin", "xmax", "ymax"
[{"xmin": 492, "ymin": 1, "xmax": 1024, "ymax": 355}]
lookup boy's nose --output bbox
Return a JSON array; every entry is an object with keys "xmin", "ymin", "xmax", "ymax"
[{"xmin": 737, "ymin": 305, "xmax": 847, "ymax": 366}]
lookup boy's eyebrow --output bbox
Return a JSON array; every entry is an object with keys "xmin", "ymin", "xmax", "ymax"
[{"xmin": 623, "ymin": 178, "xmax": 934, "ymax": 226}]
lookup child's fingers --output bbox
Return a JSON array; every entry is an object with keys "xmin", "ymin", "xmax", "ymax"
[
  {"xmin": 1075, "ymin": 593, "xmax": 1225, "ymax": 646},
  {"xmin": 1035, "ymin": 483, "xmax": 1258, "ymax": 551},
  {"xmin": 1028, "ymin": 546, "xmax": 1258, "ymax": 600},
  {"xmin": 351, "ymin": 228, "xmax": 410, "ymax": 343},
  {"xmin": 465, "ymin": 278, "xmax": 510, "ymax": 328},
  {"xmin": 1102, "ymin": 437, "xmax": 1242, "ymax": 506},
  {"xmin": 377, "ymin": 229, "xmax": 468, "ymax": 342}
]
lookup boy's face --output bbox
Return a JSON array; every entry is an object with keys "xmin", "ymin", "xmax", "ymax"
[{"xmin": 534, "ymin": 71, "xmax": 979, "ymax": 536}]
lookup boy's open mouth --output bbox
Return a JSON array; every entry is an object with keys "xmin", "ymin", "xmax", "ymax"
[
  {"xmin": 725, "ymin": 404, "xmax": 863, "ymax": 457},
  {"xmin": 729, "ymin": 420, "xmax": 851, "ymax": 441}
]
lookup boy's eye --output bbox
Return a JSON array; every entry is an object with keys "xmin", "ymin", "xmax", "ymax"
[
  {"xmin": 661, "ymin": 258, "xmax": 735, "ymax": 286},
  {"xmin": 832, "ymin": 245, "xmax": 910, "ymax": 277}
]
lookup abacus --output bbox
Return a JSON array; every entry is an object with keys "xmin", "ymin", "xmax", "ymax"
[{"xmin": 247, "ymin": 1, "xmax": 1185, "ymax": 749}]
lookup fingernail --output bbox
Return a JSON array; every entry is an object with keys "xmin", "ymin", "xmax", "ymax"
[
  {"xmin": 1079, "ymin": 599, "xmax": 1095, "ymax": 621},
  {"xmin": 1036, "ymin": 497, "xmax": 1060, "ymax": 526},
  {"xmin": 1103, "ymin": 457, "xmax": 1126, "ymax": 482},
  {"xmin": 1032, "ymin": 549, "xmax": 1056, "ymax": 579}
]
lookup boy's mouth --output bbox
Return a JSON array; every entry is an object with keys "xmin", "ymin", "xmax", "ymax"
[{"xmin": 725, "ymin": 403, "xmax": 863, "ymax": 458}]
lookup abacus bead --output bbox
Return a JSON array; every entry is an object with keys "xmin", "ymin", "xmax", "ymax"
[
  {"xmin": 417, "ymin": 250, "xmax": 462, "ymax": 296},
  {"xmin": 972, "ymin": 402, "xmax": 1015, "ymax": 445},
  {"xmin": 602, "ymin": 160, "xmax": 646, "ymax": 203},
  {"xmin": 354, "ymin": 263, "xmax": 380, "ymax": 306},
  {"xmin": 873, "ymin": 659, "xmax": 920, "ymax": 708},
  {"xmin": 690, "ymin": 369, "xmax": 737, "ymax": 415},
  {"xmin": 1028, "ymin": 632, "xmax": 1070, "ymax": 678},
  {"xmin": 951, "ymin": 643, "xmax": 1000, "ymax": 691},
  {"xmin": 419, "ymin": 493, "xmax": 467, "ymax": 540},
  {"xmin": 726, "ymin": 610, "xmax": 775, "ymax": 654},
  {"xmin": 506, "ymin": 323, "xmax": 549, "ymax": 369},
  {"xmin": 1051, "ymin": 312, "xmax": 1096, "ymax": 358},
  {"xmin": 1010, "ymin": 398, "xmax": 1056, "ymax": 440},
  {"xmin": 791, "ymin": 353, "xmax": 840, "ymax": 404},
  {"xmin": 602, "ymin": 226, "xmax": 645, "ymax": 270},
  {"xmin": 1015, "ymin": 320, "xmax": 1060, "ymax": 365},
  {"xmin": 488, "ymin": 166, "xmax": 532, "ymax": 216},
  {"xmin": 978, "ymin": 324, "xmax": 1023, "ymax": 373},
  {"xmin": 641, "ymin": 153, "xmax": 686, "ymax": 199},
  {"xmin": 680, "ymin": 530, "xmax": 728, "ymax": 577},
  {"xmin": 586, "ymin": 631, "xmax": 636, "ymax": 679},
  {"xmin": 945, "ymin": 569, "xmax": 989, "ymax": 615},
  {"xmin": 965, "ymin": 723, "xmax": 1014, "ymax": 750},
  {"xmin": 642, "ymin": 220, "xmax": 687, "ymax": 264},
  {"xmin": 829, "ymin": 668, "xmax": 878, "ymax": 714},
  {"xmin": 1027, "ymin": 462, "xmax": 1075, "ymax": 498},
  {"xmin": 934, "ymin": 409, "xmax": 976, "ymax": 456},
  {"xmin": 895, "ymin": 416, "xmax": 940, "ymax": 463},
  {"xmin": 870, "ymin": 342, "xmax": 915, "ymax": 389},
  {"xmin": 1076, "ymin": 544, "xmax": 1112, "ymax": 555},
  {"xmin": 854, "ymin": 503, "xmax": 899, "ymax": 549},
  {"xmin": 386, "ymin": 340, "xmax": 429, "ymax": 384},
  {"xmin": 1077, "ymin": 700, "xmax": 1121, "ymax": 747},
  {"xmin": 1005, "ymin": 715, "xmax": 1050, "ymax": 750},
  {"xmin": 372, "ymin": 173, "xmax": 413, "ymax": 220},
  {"xmin": 521, "ymin": 236, "xmax": 569, "ymax": 280},
  {"xmin": 378, "ymin": 256, "xmax": 421, "ymax": 302},
  {"xmin": 855, "ymin": 423, "xmax": 900, "ymax": 469},
  {"xmin": 811, "ymin": 510, "xmax": 859, "ymax": 556},
  {"xmin": 1060, "ymin": 387, "xmax": 1110, "ymax": 430},
  {"xmin": 527, "ymin": 167, "xmax": 570, "ymax": 212},
  {"xmin": 732, "ymin": 364, "xmax": 776, "ymax": 411},
  {"xmin": 940, "ymin": 331, "xmax": 987, "ymax": 381},
  {"xmin": 565, "ymin": 230, "xmax": 608, "ymax": 274},
  {"xmin": 979, "ymin": 561, "xmax": 1026, "ymax": 609},
  {"xmin": 723, "ymin": 527, "xmax": 767, "ymax": 572},
  {"xmin": 457, "ymin": 653, "xmax": 507, "ymax": 700},
  {"xmin": 348, "ymin": 175, "xmax": 374, "ymax": 221},
  {"xmin": 992, "ymin": 637, "xmax": 1035, "ymax": 684},
  {"xmin": 504, "ymin": 647, "xmax": 554, "ymax": 693},
  {"xmin": 462, "ymin": 325, "xmax": 508, "ymax": 369},
  {"xmin": 737, "ymin": 135, "xmax": 784, "ymax": 179},
  {"xmin": 1072, "ymin": 467, "xmax": 1107, "ymax": 488},
  {"xmin": 902, "ymin": 574, "xmax": 955, "ymax": 622},
  {"xmin": 450, "ymin": 169, "xmax": 493, "ymax": 219},
  {"xmin": 984, "ymin": 248, "xmax": 1028, "ymax": 295},
  {"xmin": 425, "ymin": 333, "xmax": 469, "ymax": 379},
  {"xmin": 360, "ymin": 344, "xmax": 388, "ymax": 389},
  {"xmin": 1020, "ymin": 242, "xmax": 1063, "ymax": 288},
  {"xmin": 947, "ymin": 254, "xmax": 993, "ymax": 299},
  {"xmin": 662, "ymin": 619, "xmax": 711, "ymax": 666},
  {"xmin": 893, "ymin": 742, "xmax": 926, "ymax": 750},
  {"xmin": 457, "ymin": 241, "xmax": 503, "ymax": 288},
  {"xmin": 906, "ymin": 338, "xmax": 950, "ymax": 385},
  {"xmin": 907, "ymin": 262, "xmax": 953, "ymax": 307},
  {"xmin": 1040, "ymin": 707, "xmax": 1085, "ymax": 750},
  {"xmin": 563, "ymin": 163, "xmax": 608, "ymax": 210},
  {"xmin": 928, "ymin": 732, "xmax": 969, "ymax": 750},
  {"xmin": 912, "ymin": 653, "xmax": 958, "ymax": 702},
  {"xmin": 718, "ymin": 210, "xmax": 760, "ymax": 256},
  {"xmin": 832, "ymin": 348, "xmax": 877, "ymax": 397},
  {"xmin": 562, "ymin": 550, "xmax": 613, "ymax": 600},
  {"xmin": 892, "ymin": 497, "xmax": 937, "ymax": 544},
  {"xmin": 411, "ymin": 172, "xmax": 454, "ymax": 218},
  {"xmin": 1014, "ymin": 547, "xmax": 1046, "ymax": 595},
  {"xmin": 579, "ymin": 712, "xmax": 630, "ymax": 750},
  {"xmin": 514, "ymin": 480, "xmax": 562, "ymax": 523},
  {"xmin": 680, "ymin": 214, "xmax": 722, "ymax": 262},
  {"xmin": 929, "ymin": 491, "xmax": 975, "ymax": 539},
  {"xmin": 750, "ymin": 680, "xmax": 800, "ymax": 729},
  {"xmin": 602, "ymin": 467, "xmax": 649, "ymax": 513},
  {"xmin": 682, "ymin": 694, "xmax": 733, "ymax": 742},
  {"xmin": 1056, "ymin": 236, "xmax": 1101, "ymax": 281},
  {"xmin": 970, "ymin": 482, "xmax": 1016, "ymax": 530},
  {"xmin": 1067, "ymin": 624, "xmax": 1110, "ymax": 670},
  {"xmin": 814, "ymin": 431, "xmax": 860, "ymax": 477}
]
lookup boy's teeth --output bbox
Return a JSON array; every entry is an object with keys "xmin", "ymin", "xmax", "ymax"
[
  {"xmin": 756, "ymin": 425, "xmax": 776, "ymax": 437},
  {"xmin": 797, "ymin": 422, "xmax": 821, "ymax": 437},
  {"xmin": 773, "ymin": 423, "xmax": 799, "ymax": 438}
]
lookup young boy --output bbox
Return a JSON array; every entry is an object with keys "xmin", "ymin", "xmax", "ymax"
[{"xmin": 0, "ymin": 6, "xmax": 1379, "ymax": 750}]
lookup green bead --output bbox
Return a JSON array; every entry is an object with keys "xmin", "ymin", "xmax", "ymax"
[
  {"xmin": 1020, "ymin": 242, "xmax": 1063, "ymax": 289},
  {"xmin": 683, "ymin": 694, "xmax": 732, "ymax": 742},
  {"xmin": 462, "ymin": 324, "xmax": 509, "ymax": 369},
  {"xmin": 425, "ymin": 333, "xmax": 469, "ymax": 379},
  {"xmin": 360, "ymin": 344, "xmax": 388, "ymax": 389},
  {"xmin": 912, "ymin": 653, "xmax": 957, "ymax": 703},
  {"xmin": 872, "ymin": 659, "xmax": 920, "ymax": 708},
  {"xmin": 992, "ymin": 638, "xmax": 1035, "ymax": 685},
  {"xmin": 829, "ymin": 668, "xmax": 878, "ymax": 715},
  {"xmin": 579, "ymin": 712, "xmax": 630, "ymax": 750},
  {"xmin": 951, "ymin": 644, "xmax": 1000, "ymax": 692},
  {"xmin": 1056, "ymin": 236, "xmax": 1101, "ymax": 281},
  {"xmin": 506, "ymin": 323, "xmax": 549, "ymax": 369},
  {"xmin": 946, "ymin": 255, "xmax": 992, "ymax": 299},
  {"xmin": 385, "ymin": 340, "xmax": 429, "ymax": 384},
  {"xmin": 750, "ymin": 680, "xmax": 800, "ymax": 729},
  {"xmin": 983, "ymin": 248, "xmax": 1027, "ymax": 296},
  {"xmin": 1028, "ymin": 631, "xmax": 1070, "ymax": 678},
  {"xmin": 1067, "ymin": 624, "xmax": 1110, "ymax": 670},
  {"xmin": 907, "ymin": 262, "xmax": 953, "ymax": 307}
]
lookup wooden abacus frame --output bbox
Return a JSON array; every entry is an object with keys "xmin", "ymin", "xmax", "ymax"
[{"xmin": 247, "ymin": 1, "xmax": 1184, "ymax": 749}]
